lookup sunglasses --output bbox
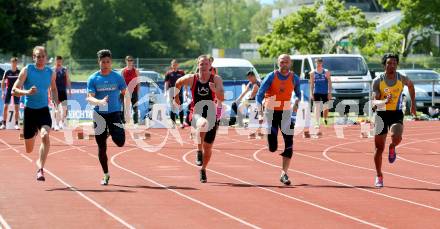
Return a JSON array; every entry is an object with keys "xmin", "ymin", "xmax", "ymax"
[
  {"xmin": 101, "ymin": 60, "xmax": 111, "ymax": 63},
  {"xmin": 34, "ymin": 55, "xmax": 45, "ymax": 59},
  {"xmin": 127, "ymin": 59, "xmax": 134, "ymax": 62}
]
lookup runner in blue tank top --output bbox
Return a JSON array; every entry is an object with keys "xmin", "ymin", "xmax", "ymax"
[
  {"xmin": 12, "ymin": 46, "xmax": 59, "ymax": 182},
  {"xmin": 87, "ymin": 49, "xmax": 127, "ymax": 185},
  {"xmin": 309, "ymin": 58, "xmax": 332, "ymax": 134}
]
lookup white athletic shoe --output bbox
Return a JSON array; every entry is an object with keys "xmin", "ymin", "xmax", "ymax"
[
  {"xmin": 0, "ymin": 124, "xmax": 5, "ymax": 129},
  {"xmin": 375, "ymin": 176, "xmax": 384, "ymax": 188},
  {"xmin": 54, "ymin": 125, "xmax": 60, "ymax": 131},
  {"xmin": 14, "ymin": 124, "xmax": 20, "ymax": 130}
]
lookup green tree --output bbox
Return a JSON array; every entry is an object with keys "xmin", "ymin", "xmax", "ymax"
[
  {"xmin": 379, "ymin": 0, "xmax": 440, "ymax": 56},
  {"xmin": 0, "ymin": 0, "xmax": 51, "ymax": 55},
  {"xmin": 173, "ymin": 1, "xmax": 211, "ymax": 56},
  {"xmin": 250, "ymin": 5, "xmax": 272, "ymax": 42},
  {"xmin": 352, "ymin": 25, "xmax": 404, "ymax": 56},
  {"xmin": 256, "ymin": 0, "xmax": 375, "ymax": 57},
  {"xmin": 200, "ymin": 0, "xmax": 260, "ymax": 49},
  {"xmin": 47, "ymin": 0, "xmax": 186, "ymax": 58}
]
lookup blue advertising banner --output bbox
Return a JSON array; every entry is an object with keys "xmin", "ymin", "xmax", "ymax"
[{"xmin": 0, "ymin": 80, "xmax": 310, "ymax": 122}]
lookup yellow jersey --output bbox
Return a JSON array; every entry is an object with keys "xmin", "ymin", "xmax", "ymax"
[{"xmin": 378, "ymin": 73, "xmax": 404, "ymax": 111}]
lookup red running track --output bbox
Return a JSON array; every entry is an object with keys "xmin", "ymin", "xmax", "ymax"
[{"xmin": 0, "ymin": 120, "xmax": 439, "ymax": 228}]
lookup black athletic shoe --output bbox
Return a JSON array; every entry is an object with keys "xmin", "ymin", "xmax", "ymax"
[
  {"xmin": 200, "ymin": 169, "xmax": 207, "ymax": 183},
  {"xmin": 280, "ymin": 173, "xmax": 291, "ymax": 185},
  {"xmin": 195, "ymin": 150, "xmax": 203, "ymax": 166}
]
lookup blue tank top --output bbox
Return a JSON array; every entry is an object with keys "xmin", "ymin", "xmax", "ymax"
[
  {"xmin": 54, "ymin": 67, "xmax": 67, "ymax": 91},
  {"xmin": 24, "ymin": 64, "xmax": 53, "ymax": 109},
  {"xmin": 313, "ymin": 69, "xmax": 328, "ymax": 94}
]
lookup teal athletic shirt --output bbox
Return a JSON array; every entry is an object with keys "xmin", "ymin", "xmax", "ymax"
[
  {"xmin": 87, "ymin": 70, "xmax": 127, "ymax": 114},
  {"xmin": 23, "ymin": 64, "xmax": 53, "ymax": 109}
]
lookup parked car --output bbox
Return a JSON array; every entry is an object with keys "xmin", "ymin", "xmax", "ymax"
[
  {"xmin": 139, "ymin": 70, "xmax": 163, "ymax": 82},
  {"xmin": 211, "ymin": 58, "xmax": 261, "ymax": 124},
  {"xmin": 290, "ymin": 54, "xmax": 373, "ymax": 115},
  {"xmin": 212, "ymin": 58, "xmax": 260, "ymax": 81},
  {"xmin": 398, "ymin": 69, "xmax": 440, "ymax": 113}
]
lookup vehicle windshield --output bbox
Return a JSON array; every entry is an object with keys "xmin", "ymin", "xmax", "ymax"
[
  {"xmin": 312, "ymin": 57, "xmax": 368, "ymax": 76},
  {"xmin": 139, "ymin": 72, "xmax": 161, "ymax": 82},
  {"xmin": 216, "ymin": 67, "xmax": 257, "ymax": 80},
  {"xmin": 404, "ymin": 72, "xmax": 440, "ymax": 82}
]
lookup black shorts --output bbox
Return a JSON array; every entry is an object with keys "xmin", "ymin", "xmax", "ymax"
[
  {"xmin": 23, "ymin": 107, "xmax": 52, "ymax": 139},
  {"xmin": 374, "ymin": 111, "xmax": 404, "ymax": 135},
  {"xmin": 192, "ymin": 113, "xmax": 219, "ymax": 144},
  {"xmin": 4, "ymin": 89, "xmax": 20, "ymax": 105},
  {"xmin": 93, "ymin": 111, "xmax": 125, "ymax": 137},
  {"xmin": 313, "ymin": 93, "xmax": 329, "ymax": 103},
  {"xmin": 58, "ymin": 90, "xmax": 68, "ymax": 103}
]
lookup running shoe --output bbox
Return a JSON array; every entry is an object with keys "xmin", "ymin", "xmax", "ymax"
[
  {"xmin": 36, "ymin": 169, "xmax": 45, "ymax": 181},
  {"xmin": 14, "ymin": 124, "xmax": 20, "ymax": 130},
  {"xmin": 324, "ymin": 119, "xmax": 328, "ymax": 126},
  {"xmin": 388, "ymin": 144, "xmax": 397, "ymax": 163},
  {"xmin": 195, "ymin": 150, "xmax": 203, "ymax": 166},
  {"xmin": 280, "ymin": 173, "xmax": 291, "ymax": 185},
  {"xmin": 375, "ymin": 176, "xmax": 383, "ymax": 188},
  {"xmin": 200, "ymin": 169, "xmax": 207, "ymax": 183},
  {"xmin": 101, "ymin": 174, "xmax": 110, "ymax": 185},
  {"xmin": 0, "ymin": 123, "xmax": 5, "ymax": 130}
]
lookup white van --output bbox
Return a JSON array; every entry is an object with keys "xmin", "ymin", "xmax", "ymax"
[
  {"xmin": 211, "ymin": 58, "xmax": 260, "ymax": 124},
  {"xmin": 290, "ymin": 54, "xmax": 372, "ymax": 114},
  {"xmin": 211, "ymin": 58, "xmax": 260, "ymax": 81}
]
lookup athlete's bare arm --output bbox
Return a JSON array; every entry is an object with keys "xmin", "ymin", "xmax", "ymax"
[
  {"xmin": 213, "ymin": 75, "xmax": 224, "ymax": 102},
  {"xmin": 12, "ymin": 66, "xmax": 33, "ymax": 96},
  {"xmin": 175, "ymin": 74, "xmax": 195, "ymax": 105}
]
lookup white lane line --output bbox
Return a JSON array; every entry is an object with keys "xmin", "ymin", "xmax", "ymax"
[
  {"xmin": 0, "ymin": 146, "xmax": 24, "ymax": 152},
  {"xmin": 225, "ymin": 153, "xmax": 254, "ymax": 161},
  {"xmin": 182, "ymin": 150, "xmax": 386, "ymax": 229},
  {"xmin": 0, "ymin": 214, "xmax": 11, "ymax": 229},
  {"xmin": 397, "ymin": 156, "xmax": 440, "ymax": 168},
  {"xmin": 48, "ymin": 146, "xmax": 86, "ymax": 156},
  {"xmin": 54, "ymin": 135, "xmax": 259, "ymax": 228},
  {"xmin": 295, "ymin": 152, "xmax": 328, "ymax": 162},
  {"xmin": 322, "ymin": 138, "xmax": 440, "ymax": 186},
  {"xmin": 125, "ymin": 142, "xmax": 182, "ymax": 162},
  {"xmin": 253, "ymin": 147, "xmax": 440, "ymax": 212},
  {"xmin": 158, "ymin": 153, "xmax": 181, "ymax": 162},
  {"xmin": 395, "ymin": 139, "xmax": 440, "ymax": 168},
  {"xmin": 111, "ymin": 149, "xmax": 261, "ymax": 229},
  {"xmin": 13, "ymin": 136, "xmax": 136, "ymax": 229},
  {"xmin": 0, "ymin": 139, "xmax": 33, "ymax": 162},
  {"xmin": 44, "ymin": 168, "xmax": 135, "ymax": 229}
]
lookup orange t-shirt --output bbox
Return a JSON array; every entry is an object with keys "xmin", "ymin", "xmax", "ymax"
[{"xmin": 264, "ymin": 71, "xmax": 294, "ymax": 111}]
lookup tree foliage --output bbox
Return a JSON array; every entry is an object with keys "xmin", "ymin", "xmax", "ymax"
[
  {"xmin": 0, "ymin": 0, "xmax": 51, "ymax": 55},
  {"xmin": 43, "ymin": 0, "xmax": 262, "ymax": 58},
  {"xmin": 47, "ymin": 0, "xmax": 185, "ymax": 59},
  {"xmin": 256, "ymin": 0, "xmax": 375, "ymax": 57},
  {"xmin": 378, "ymin": 0, "xmax": 440, "ymax": 56}
]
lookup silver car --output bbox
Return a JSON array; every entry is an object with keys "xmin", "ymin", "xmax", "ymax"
[{"xmin": 399, "ymin": 69, "xmax": 440, "ymax": 113}]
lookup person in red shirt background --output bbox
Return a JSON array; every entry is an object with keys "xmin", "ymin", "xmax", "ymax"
[{"xmin": 121, "ymin": 55, "xmax": 140, "ymax": 124}]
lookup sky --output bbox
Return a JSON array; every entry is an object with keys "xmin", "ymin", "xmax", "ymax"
[{"xmin": 260, "ymin": 0, "xmax": 275, "ymax": 5}]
